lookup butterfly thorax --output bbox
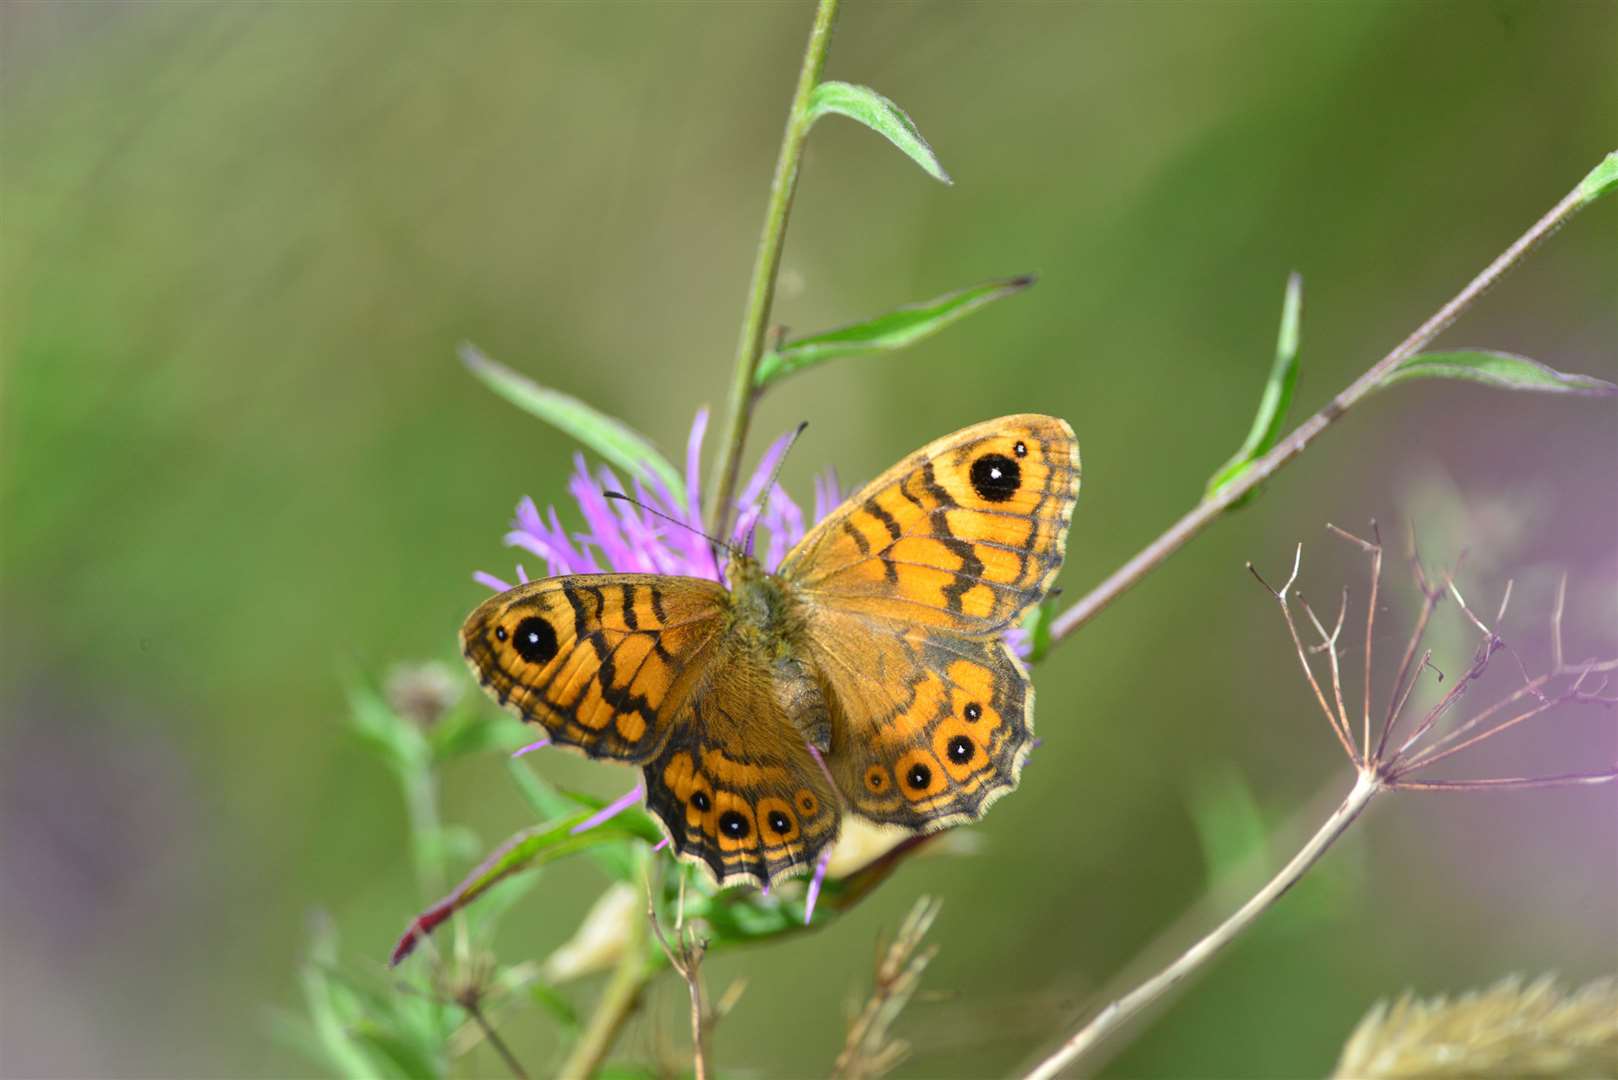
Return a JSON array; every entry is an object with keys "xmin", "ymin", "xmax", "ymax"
[{"xmin": 721, "ymin": 553, "xmax": 832, "ymax": 752}]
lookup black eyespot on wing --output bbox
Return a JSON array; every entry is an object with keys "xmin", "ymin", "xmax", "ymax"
[
  {"xmin": 691, "ymin": 791, "xmax": 711, "ymax": 812},
  {"xmin": 767, "ymin": 810, "xmax": 791, "ymax": 834},
  {"xmin": 1013, "ymin": 440, "xmax": 1028, "ymax": 457},
  {"xmin": 969, "ymin": 453, "xmax": 1021, "ymax": 502},
  {"xmin": 494, "ymin": 626, "xmax": 508, "ymax": 641},
  {"xmin": 513, "ymin": 616, "xmax": 559, "ymax": 663},
  {"xmin": 906, "ymin": 762, "xmax": 932, "ymax": 789},
  {"xmin": 964, "ymin": 702, "xmax": 982, "ymax": 722},
  {"xmin": 947, "ymin": 735, "xmax": 974, "ymax": 764},
  {"xmin": 719, "ymin": 810, "xmax": 750, "ymax": 839}
]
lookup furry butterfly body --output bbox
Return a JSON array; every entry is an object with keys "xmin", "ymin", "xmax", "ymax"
[{"xmin": 462, "ymin": 415, "xmax": 1079, "ymax": 887}]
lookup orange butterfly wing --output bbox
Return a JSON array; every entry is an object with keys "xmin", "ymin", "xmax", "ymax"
[
  {"xmin": 782, "ymin": 415, "xmax": 1079, "ymax": 636},
  {"xmin": 641, "ymin": 644, "xmax": 840, "ymax": 887},
  {"xmin": 461, "ymin": 575, "xmax": 726, "ymax": 761},
  {"xmin": 782, "ymin": 415, "xmax": 1078, "ymax": 828}
]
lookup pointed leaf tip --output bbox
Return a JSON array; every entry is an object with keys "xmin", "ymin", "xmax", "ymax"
[
  {"xmin": 1577, "ymin": 150, "xmax": 1618, "ymax": 205},
  {"xmin": 459, "ymin": 343, "xmax": 687, "ymax": 505},
  {"xmin": 1206, "ymin": 273, "xmax": 1304, "ymax": 504},
  {"xmin": 754, "ymin": 275, "xmax": 1035, "ymax": 389},
  {"xmin": 806, "ymin": 80, "xmax": 951, "ymax": 184},
  {"xmin": 1378, "ymin": 350, "xmax": 1618, "ymax": 397}
]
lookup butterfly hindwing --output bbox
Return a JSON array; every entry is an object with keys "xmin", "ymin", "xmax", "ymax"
[
  {"xmin": 802, "ymin": 616, "xmax": 1033, "ymax": 829},
  {"xmin": 461, "ymin": 574, "xmax": 726, "ymax": 761},
  {"xmin": 641, "ymin": 642, "xmax": 841, "ymax": 887},
  {"xmin": 781, "ymin": 415, "xmax": 1079, "ymax": 637}
]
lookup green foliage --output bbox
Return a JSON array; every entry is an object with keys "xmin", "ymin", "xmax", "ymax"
[
  {"xmin": 1206, "ymin": 273, "xmax": 1303, "ymax": 505},
  {"xmin": 1020, "ymin": 598, "xmax": 1057, "ymax": 664},
  {"xmin": 1577, "ymin": 149, "xmax": 1618, "ymax": 205},
  {"xmin": 805, "ymin": 80, "xmax": 952, "ymax": 184},
  {"xmin": 460, "ymin": 344, "xmax": 687, "ymax": 506},
  {"xmin": 753, "ymin": 276, "xmax": 1034, "ymax": 389},
  {"xmin": 1377, "ymin": 350, "xmax": 1618, "ymax": 397},
  {"xmin": 277, "ymin": 916, "xmax": 455, "ymax": 1079},
  {"xmin": 1187, "ymin": 765, "xmax": 1361, "ymax": 930}
]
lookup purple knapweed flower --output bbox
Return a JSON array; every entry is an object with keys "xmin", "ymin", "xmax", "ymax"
[
  {"xmin": 478, "ymin": 409, "xmax": 820, "ymax": 593},
  {"xmin": 480, "ymin": 409, "xmax": 1031, "ymax": 916}
]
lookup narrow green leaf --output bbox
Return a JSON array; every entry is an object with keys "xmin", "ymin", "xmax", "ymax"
[
  {"xmin": 529, "ymin": 982, "xmax": 581, "ymax": 1033},
  {"xmin": 391, "ymin": 813, "xmax": 635, "ymax": 965},
  {"xmin": 1378, "ymin": 350, "xmax": 1618, "ymax": 397},
  {"xmin": 505, "ymin": 760, "xmax": 647, "ymax": 881},
  {"xmin": 460, "ymin": 343, "xmax": 686, "ymax": 505},
  {"xmin": 505, "ymin": 757, "xmax": 575, "ymax": 821},
  {"xmin": 1577, "ymin": 150, "xmax": 1618, "ymax": 205},
  {"xmin": 1206, "ymin": 273, "xmax": 1303, "ymax": 503},
  {"xmin": 1019, "ymin": 599, "xmax": 1056, "ymax": 664},
  {"xmin": 805, "ymin": 80, "xmax": 951, "ymax": 184},
  {"xmin": 428, "ymin": 703, "xmax": 526, "ymax": 764},
  {"xmin": 344, "ymin": 678, "xmax": 428, "ymax": 781},
  {"xmin": 754, "ymin": 276, "xmax": 1034, "ymax": 388},
  {"xmin": 1187, "ymin": 765, "xmax": 1270, "ymax": 884}
]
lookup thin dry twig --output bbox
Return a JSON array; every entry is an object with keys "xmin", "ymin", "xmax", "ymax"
[
  {"xmin": 1248, "ymin": 546, "xmax": 1360, "ymax": 765},
  {"xmin": 832, "ymin": 896, "xmax": 943, "ymax": 1080},
  {"xmin": 647, "ymin": 873, "xmax": 712, "ymax": 1080},
  {"xmin": 1047, "ymin": 169, "xmax": 1601, "ymax": 649},
  {"xmin": 1022, "ymin": 528, "xmax": 1617, "ymax": 1079}
]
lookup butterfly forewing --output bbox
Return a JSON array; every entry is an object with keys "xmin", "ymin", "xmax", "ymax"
[
  {"xmin": 460, "ymin": 575, "xmax": 727, "ymax": 761},
  {"xmin": 782, "ymin": 415, "xmax": 1079, "ymax": 638}
]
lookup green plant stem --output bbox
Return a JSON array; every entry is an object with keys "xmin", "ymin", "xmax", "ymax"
[
  {"xmin": 706, "ymin": 0, "xmax": 841, "ymax": 536},
  {"xmin": 1022, "ymin": 771, "xmax": 1382, "ymax": 1080},
  {"xmin": 557, "ymin": 915, "xmax": 652, "ymax": 1080},
  {"xmin": 1047, "ymin": 170, "xmax": 1595, "ymax": 647},
  {"xmin": 404, "ymin": 767, "xmax": 445, "ymax": 902}
]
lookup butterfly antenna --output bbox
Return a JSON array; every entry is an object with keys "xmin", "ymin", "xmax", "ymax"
[
  {"xmin": 602, "ymin": 491, "xmax": 736, "ymax": 556},
  {"xmin": 744, "ymin": 421, "xmax": 809, "ymax": 555}
]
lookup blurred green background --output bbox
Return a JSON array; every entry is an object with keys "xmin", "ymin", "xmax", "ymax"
[{"xmin": 3, "ymin": 3, "xmax": 1615, "ymax": 1077}]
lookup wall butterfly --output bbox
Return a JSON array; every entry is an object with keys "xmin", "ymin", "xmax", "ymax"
[{"xmin": 462, "ymin": 415, "xmax": 1079, "ymax": 888}]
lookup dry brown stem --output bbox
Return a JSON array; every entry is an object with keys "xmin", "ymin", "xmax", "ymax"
[
  {"xmin": 1022, "ymin": 526, "xmax": 1616, "ymax": 1078},
  {"xmin": 646, "ymin": 874, "xmax": 712, "ymax": 1080},
  {"xmin": 832, "ymin": 896, "xmax": 943, "ymax": 1080}
]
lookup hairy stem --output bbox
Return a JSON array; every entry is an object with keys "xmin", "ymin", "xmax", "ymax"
[
  {"xmin": 707, "ymin": 0, "xmax": 841, "ymax": 536},
  {"xmin": 1022, "ymin": 771, "xmax": 1381, "ymax": 1080},
  {"xmin": 1048, "ymin": 171, "xmax": 1594, "ymax": 646},
  {"xmin": 557, "ymin": 916, "xmax": 652, "ymax": 1080}
]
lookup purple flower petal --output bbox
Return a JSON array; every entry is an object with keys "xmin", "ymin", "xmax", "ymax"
[
  {"xmin": 570, "ymin": 780, "xmax": 645, "ymax": 836},
  {"xmin": 730, "ymin": 429, "xmax": 798, "ymax": 547},
  {"xmin": 1003, "ymin": 626, "xmax": 1033, "ymax": 660},
  {"xmin": 804, "ymin": 846, "xmax": 833, "ymax": 924},
  {"xmin": 813, "ymin": 467, "xmax": 843, "ymax": 523},
  {"xmin": 570, "ymin": 457, "xmax": 640, "ymax": 571},
  {"xmin": 652, "ymin": 836, "xmax": 670, "ymax": 852},
  {"xmin": 684, "ymin": 407, "xmax": 709, "ymax": 523},
  {"xmin": 475, "ymin": 571, "xmax": 513, "ymax": 593},
  {"xmin": 511, "ymin": 737, "xmax": 551, "ymax": 758}
]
